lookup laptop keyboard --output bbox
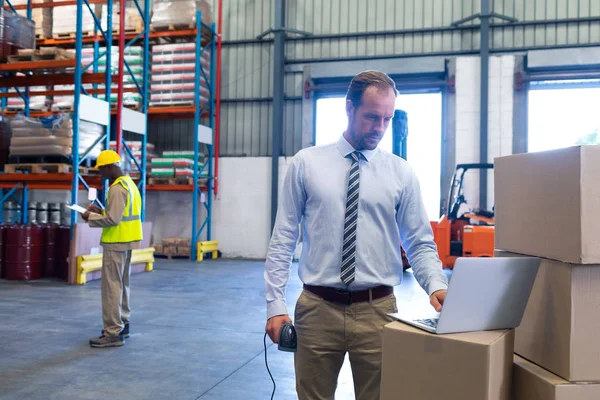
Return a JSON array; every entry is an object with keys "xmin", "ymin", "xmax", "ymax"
[{"xmin": 415, "ymin": 318, "xmax": 439, "ymax": 328}]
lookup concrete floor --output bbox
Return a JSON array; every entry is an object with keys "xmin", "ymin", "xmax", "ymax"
[{"xmin": 0, "ymin": 260, "xmax": 446, "ymax": 400}]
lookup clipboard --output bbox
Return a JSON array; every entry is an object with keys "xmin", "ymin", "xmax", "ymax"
[{"xmin": 65, "ymin": 204, "xmax": 102, "ymax": 216}]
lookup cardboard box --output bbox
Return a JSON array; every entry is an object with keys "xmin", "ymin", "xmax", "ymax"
[
  {"xmin": 161, "ymin": 238, "xmax": 179, "ymax": 246},
  {"xmin": 163, "ymin": 246, "xmax": 177, "ymax": 257},
  {"xmin": 494, "ymin": 146, "xmax": 600, "ymax": 264},
  {"xmin": 380, "ymin": 322, "xmax": 514, "ymax": 400},
  {"xmin": 512, "ymin": 355, "xmax": 600, "ymax": 400},
  {"xmin": 175, "ymin": 238, "xmax": 191, "ymax": 247},
  {"xmin": 497, "ymin": 250, "xmax": 600, "ymax": 382},
  {"xmin": 176, "ymin": 246, "xmax": 191, "ymax": 257}
]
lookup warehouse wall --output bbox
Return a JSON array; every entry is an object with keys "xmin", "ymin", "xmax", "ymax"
[
  {"xmin": 147, "ymin": 157, "xmax": 294, "ymax": 259},
  {"xmin": 209, "ymin": 0, "xmax": 600, "ymax": 157},
  {"xmin": 455, "ymin": 54, "xmax": 515, "ymax": 211},
  {"xmin": 142, "ymin": 0, "xmax": 600, "ymax": 258}
]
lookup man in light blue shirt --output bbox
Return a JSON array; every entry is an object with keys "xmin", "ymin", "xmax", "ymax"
[{"xmin": 264, "ymin": 70, "xmax": 448, "ymax": 400}]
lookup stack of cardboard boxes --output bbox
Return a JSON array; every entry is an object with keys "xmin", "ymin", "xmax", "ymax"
[
  {"xmin": 380, "ymin": 145, "xmax": 600, "ymax": 399},
  {"xmin": 494, "ymin": 145, "xmax": 600, "ymax": 399},
  {"xmin": 154, "ymin": 237, "xmax": 191, "ymax": 259}
]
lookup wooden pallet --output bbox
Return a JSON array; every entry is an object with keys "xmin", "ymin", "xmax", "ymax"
[
  {"xmin": 3, "ymin": 163, "xmax": 98, "ymax": 174},
  {"xmin": 5, "ymin": 104, "xmax": 49, "ymax": 112},
  {"xmin": 50, "ymin": 104, "xmax": 74, "ymax": 112},
  {"xmin": 112, "ymin": 26, "xmax": 143, "ymax": 35},
  {"xmin": 155, "ymin": 254, "xmax": 190, "ymax": 260},
  {"xmin": 52, "ymin": 31, "xmax": 95, "ymax": 40},
  {"xmin": 149, "ymin": 101, "xmax": 195, "ymax": 108},
  {"xmin": 9, "ymin": 48, "xmax": 75, "ymax": 63},
  {"xmin": 148, "ymin": 176, "xmax": 195, "ymax": 186},
  {"xmin": 151, "ymin": 23, "xmax": 195, "ymax": 32}
]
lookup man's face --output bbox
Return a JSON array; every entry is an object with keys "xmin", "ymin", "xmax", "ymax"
[
  {"xmin": 99, "ymin": 165, "xmax": 111, "ymax": 180},
  {"xmin": 346, "ymin": 86, "xmax": 396, "ymax": 150}
]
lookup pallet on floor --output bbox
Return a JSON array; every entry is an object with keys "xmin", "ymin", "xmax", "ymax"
[
  {"xmin": 3, "ymin": 163, "xmax": 98, "ymax": 174},
  {"xmin": 154, "ymin": 254, "xmax": 190, "ymax": 260},
  {"xmin": 150, "ymin": 23, "xmax": 195, "ymax": 32}
]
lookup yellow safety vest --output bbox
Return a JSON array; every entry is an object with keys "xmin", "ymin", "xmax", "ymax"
[{"xmin": 101, "ymin": 175, "xmax": 143, "ymax": 243}]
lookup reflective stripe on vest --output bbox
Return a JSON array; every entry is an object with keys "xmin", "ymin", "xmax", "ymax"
[{"xmin": 100, "ymin": 175, "xmax": 143, "ymax": 243}]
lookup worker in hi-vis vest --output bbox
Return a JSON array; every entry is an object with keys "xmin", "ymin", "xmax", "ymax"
[{"xmin": 83, "ymin": 149, "xmax": 143, "ymax": 348}]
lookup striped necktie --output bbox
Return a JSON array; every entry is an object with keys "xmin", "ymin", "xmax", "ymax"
[{"xmin": 341, "ymin": 151, "xmax": 361, "ymax": 284}]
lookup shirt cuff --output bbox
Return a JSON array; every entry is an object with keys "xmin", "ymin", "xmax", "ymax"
[
  {"xmin": 266, "ymin": 299, "xmax": 289, "ymax": 320},
  {"xmin": 427, "ymin": 279, "xmax": 449, "ymax": 296}
]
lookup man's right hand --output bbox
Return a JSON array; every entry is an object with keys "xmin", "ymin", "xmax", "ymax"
[{"xmin": 265, "ymin": 314, "xmax": 292, "ymax": 344}]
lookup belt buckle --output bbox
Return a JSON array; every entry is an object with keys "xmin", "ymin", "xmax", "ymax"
[{"xmin": 336, "ymin": 289, "xmax": 352, "ymax": 305}]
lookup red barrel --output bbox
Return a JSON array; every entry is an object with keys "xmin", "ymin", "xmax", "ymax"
[
  {"xmin": 42, "ymin": 224, "xmax": 58, "ymax": 278},
  {"xmin": 5, "ymin": 224, "xmax": 44, "ymax": 281},
  {"xmin": 55, "ymin": 225, "xmax": 71, "ymax": 281}
]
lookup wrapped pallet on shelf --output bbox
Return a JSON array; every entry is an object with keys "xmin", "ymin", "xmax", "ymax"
[
  {"xmin": 101, "ymin": 0, "xmax": 147, "ymax": 33},
  {"xmin": 150, "ymin": 43, "xmax": 211, "ymax": 107},
  {"xmin": 149, "ymin": 149, "xmax": 207, "ymax": 184},
  {"xmin": 0, "ymin": 118, "xmax": 12, "ymax": 171},
  {"xmin": 0, "ymin": 8, "xmax": 35, "ymax": 59},
  {"xmin": 6, "ymin": 86, "xmax": 51, "ymax": 112},
  {"xmin": 82, "ymin": 46, "xmax": 144, "ymax": 109},
  {"xmin": 51, "ymin": 4, "xmax": 100, "ymax": 38},
  {"xmin": 150, "ymin": 0, "xmax": 211, "ymax": 29},
  {"xmin": 109, "ymin": 140, "xmax": 156, "ymax": 175},
  {"xmin": 7, "ymin": 114, "xmax": 104, "ymax": 159},
  {"xmin": 10, "ymin": 0, "xmax": 51, "ymax": 39}
]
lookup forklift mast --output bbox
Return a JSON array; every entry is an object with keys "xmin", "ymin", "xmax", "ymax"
[
  {"xmin": 446, "ymin": 163, "xmax": 494, "ymax": 221},
  {"xmin": 392, "ymin": 109, "xmax": 408, "ymax": 160}
]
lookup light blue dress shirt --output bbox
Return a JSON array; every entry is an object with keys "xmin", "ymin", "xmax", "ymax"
[{"xmin": 264, "ymin": 135, "xmax": 449, "ymax": 319}]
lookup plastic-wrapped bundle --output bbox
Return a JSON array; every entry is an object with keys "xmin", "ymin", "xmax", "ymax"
[
  {"xmin": 101, "ymin": 1, "xmax": 147, "ymax": 33},
  {"xmin": 6, "ymin": 87, "xmax": 51, "ymax": 112},
  {"xmin": 150, "ymin": 42, "xmax": 211, "ymax": 107},
  {"xmin": 63, "ymin": 46, "xmax": 144, "ymax": 109},
  {"xmin": 10, "ymin": 0, "xmax": 51, "ymax": 38},
  {"xmin": 52, "ymin": 4, "xmax": 99, "ymax": 36},
  {"xmin": 151, "ymin": 0, "xmax": 211, "ymax": 28},
  {"xmin": 0, "ymin": 8, "xmax": 35, "ymax": 58},
  {"xmin": 8, "ymin": 114, "xmax": 104, "ymax": 158}
]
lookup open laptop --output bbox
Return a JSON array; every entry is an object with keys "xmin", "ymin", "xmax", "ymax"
[{"xmin": 390, "ymin": 257, "xmax": 541, "ymax": 334}]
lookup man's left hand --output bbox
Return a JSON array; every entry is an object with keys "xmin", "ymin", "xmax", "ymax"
[
  {"xmin": 82, "ymin": 211, "xmax": 90, "ymax": 222},
  {"xmin": 430, "ymin": 290, "xmax": 446, "ymax": 312}
]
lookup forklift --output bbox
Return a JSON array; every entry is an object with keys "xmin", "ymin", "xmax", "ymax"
[
  {"xmin": 392, "ymin": 111, "xmax": 495, "ymax": 270},
  {"xmin": 433, "ymin": 163, "xmax": 495, "ymax": 269}
]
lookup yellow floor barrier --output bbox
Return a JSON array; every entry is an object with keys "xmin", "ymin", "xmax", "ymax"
[
  {"xmin": 76, "ymin": 247, "xmax": 156, "ymax": 285},
  {"xmin": 197, "ymin": 240, "xmax": 219, "ymax": 262}
]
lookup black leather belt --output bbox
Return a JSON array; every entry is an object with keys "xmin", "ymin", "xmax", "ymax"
[{"xmin": 303, "ymin": 284, "xmax": 393, "ymax": 305}]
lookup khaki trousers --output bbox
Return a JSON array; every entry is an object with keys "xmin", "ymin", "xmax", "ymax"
[
  {"xmin": 101, "ymin": 249, "xmax": 132, "ymax": 336},
  {"xmin": 294, "ymin": 288, "xmax": 398, "ymax": 400}
]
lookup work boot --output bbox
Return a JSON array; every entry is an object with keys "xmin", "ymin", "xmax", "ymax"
[
  {"xmin": 101, "ymin": 323, "xmax": 130, "ymax": 338},
  {"xmin": 89, "ymin": 334, "xmax": 125, "ymax": 348}
]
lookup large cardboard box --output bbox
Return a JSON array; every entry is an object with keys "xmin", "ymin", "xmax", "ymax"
[
  {"xmin": 497, "ymin": 250, "xmax": 600, "ymax": 382},
  {"xmin": 380, "ymin": 322, "xmax": 514, "ymax": 400},
  {"xmin": 494, "ymin": 146, "xmax": 600, "ymax": 264},
  {"xmin": 512, "ymin": 355, "xmax": 600, "ymax": 400}
]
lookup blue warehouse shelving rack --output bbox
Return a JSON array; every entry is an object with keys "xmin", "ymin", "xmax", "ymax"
[{"xmin": 0, "ymin": 1, "xmax": 219, "ymax": 261}]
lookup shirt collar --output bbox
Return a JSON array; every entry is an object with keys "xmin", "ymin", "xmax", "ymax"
[{"xmin": 336, "ymin": 134, "xmax": 376, "ymax": 162}]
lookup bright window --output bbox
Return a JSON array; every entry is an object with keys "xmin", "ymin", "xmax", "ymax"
[
  {"xmin": 528, "ymin": 85, "xmax": 600, "ymax": 152},
  {"xmin": 315, "ymin": 93, "xmax": 443, "ymax": 220}
]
